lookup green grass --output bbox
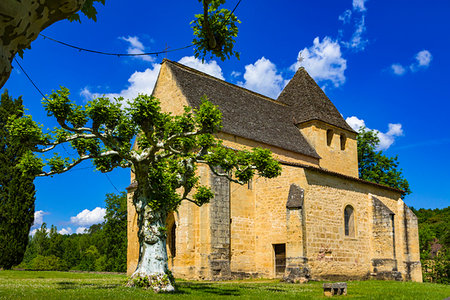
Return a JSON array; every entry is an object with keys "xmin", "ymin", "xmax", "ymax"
[{"xmin": 0, "ymin": 270, "xmax": 449, "ymax": 299}]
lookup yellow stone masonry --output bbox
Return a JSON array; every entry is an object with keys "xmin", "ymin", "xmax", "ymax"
[{"xmin": 126, "ymin": 60, "xmax": 422, "ymax": 283}]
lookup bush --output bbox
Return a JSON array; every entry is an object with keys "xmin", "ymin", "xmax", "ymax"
[{"xmin": 30, "ymin": 255, "xmax": 69, "ymax": 271}]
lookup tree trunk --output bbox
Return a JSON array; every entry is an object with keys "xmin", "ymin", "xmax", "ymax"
[{"xmin": 128, "ymin": 196, "xmax": 175, "ymax": 292}]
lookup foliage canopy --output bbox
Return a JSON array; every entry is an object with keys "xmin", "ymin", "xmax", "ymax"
[
  {"xmin": 357, "ymin": 127, "xmax": 411, "ymax": 198},
  {"xmin": 0, "ymin": 90, "xmax": 36, "ymax": 269}
]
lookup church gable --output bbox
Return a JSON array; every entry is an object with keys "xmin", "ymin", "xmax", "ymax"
[{"xmin": 162, "ymin": 59, "xmax": 319, "ymax": 160}]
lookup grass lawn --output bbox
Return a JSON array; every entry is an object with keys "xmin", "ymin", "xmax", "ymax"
[{"xmin": 0, "ymin": 270, "xmax": 449, "ymax": 299}]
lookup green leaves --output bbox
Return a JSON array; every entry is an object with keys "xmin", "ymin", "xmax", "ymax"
[
  {"xmin": 43, "ymin": 88, "xmax": 72, "ymax": 122},
  {"xmin": 193, "ymin": 186, "xmax": 214, "ymax": 206},
  {"xmin": 194, "ymin": 96, "xmax": 222, "ymax": 133},
  {"xmin": 357, "ymin": 127, "xmax": 411, "ymax": 198},
  {"xmin": 16, "ymin": 150, "xmax": 44, "ymax": 176},
  {"xmin": 67, "ymin": 0, "xmax": 106, "ymax": 23},
  {"xmin": 192, "ymin": 0, "xmax": 240, "ymax": 61},
  {"xmin": 86, "ymin": 96, "xmax": 123, "ymax": 130},
  {"xmin": 7, "ymin": 115, "xmax": 44, "ymax": 147},
  {"xmin": 70, "ymin": 138, "xmax": 100, "ymax": 157}
]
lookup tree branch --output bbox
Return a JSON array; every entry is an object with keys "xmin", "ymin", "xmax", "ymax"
[{"xmin": 36, "ymin": 149, "xmax": 120, "ymax": 177}]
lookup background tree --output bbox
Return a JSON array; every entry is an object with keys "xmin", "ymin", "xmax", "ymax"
[
  {"xmin": 0, "ymin": 90, "xmax": 36, "ymax": 269},
  {"xmin": 357, "ymin": 127, "xmax": 411, "ymax": 198},
  {"xmin": 103, "ymin": 192, "xmax": 127, "ymax": 272},
  {"xmin": 9, "ymin": 89, "xmax": 281, "ymax": 291},
  {"xmin": 411, "ymin": 206, "xmax": 449, "ymax": 283},
  {"xmin": 19, "ymin": 192, "xmax": 127, "ymax": 272},
  {"xmin": 0, "ymin": 0, "xmax": 239, "ymax": 88}
]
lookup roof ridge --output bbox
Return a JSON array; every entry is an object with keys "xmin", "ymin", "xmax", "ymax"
[{"xmin": 162, "ymin": 59, "xmax": 288, "ymax": 107}]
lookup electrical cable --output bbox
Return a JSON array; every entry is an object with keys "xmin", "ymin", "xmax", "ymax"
[
  {"xmin": 13, "ymin": 58, "xmax": 122, "ymax": 192},
  {"xmin": 40, "ymin": 33, "xmax": 194, "ymax": 57},
  {"xmin": 39, "ymin": 0, "xmax": 243, "ymax": 57},
  {"xmin": 13, "ymin": 58, "xmax": 47, "ymax": 99}
]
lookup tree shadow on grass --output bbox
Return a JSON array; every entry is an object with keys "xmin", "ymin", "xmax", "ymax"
[
  {"xmin": 176, "ymin": 282, "xmax": 240, "ymax": 296},
  {"xmin": 56, "ymin": 281, "xmax": 120, "ymax": 290}
]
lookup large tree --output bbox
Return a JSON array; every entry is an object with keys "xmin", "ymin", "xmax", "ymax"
[
  {"xmin": 357, "ymin": 127, "xmax": 411, "ymax": 198},
  {"xmin": 0, "ymin": 0, "xmax": 239, "ymax": 88},
  {"xmin": 9, "ymin": 88, "xmax": 281, "ymax": 291},
  {"xmin": 0, "ymin": 90, "xmax": 36, "ymax": 269}
]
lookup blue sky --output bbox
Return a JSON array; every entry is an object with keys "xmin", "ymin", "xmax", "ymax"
[{"xmin": 2, "ymin": 0, "xmax": 450, "ymax": 234}]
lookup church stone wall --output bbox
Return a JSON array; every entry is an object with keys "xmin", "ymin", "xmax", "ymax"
[
  {"xmin": 299, "ymin": 120, "xmax": 358, "ymax": 178},
  {"xmin": 126, "ymin": 60, "xmax": 421, "ymax": 283},
  {"xmin": 302, "ymin": 169, "xmax": 421, "ymax": 282}
]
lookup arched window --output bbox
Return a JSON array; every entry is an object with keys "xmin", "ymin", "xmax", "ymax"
[
  {"xmin": 168, "ymin": 223, "xmax": 176, "ymax": 257},
  {"xmin": 340, "ymin": 134, "xmax": 346, "ymax": 150},
  {"xmin": 344, "ymin": 205, "xmax": 355, "ymax": 237},
  {"xmin": 326, "ymin": 129, "xmax": 333, "ymax": 146}
]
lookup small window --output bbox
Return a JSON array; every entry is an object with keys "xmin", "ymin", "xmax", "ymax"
[
  {"xmin": 344, "ymin": 205, "xmax": 355, "ymax": 237},
  {"xmin": 327, "ymin": 129, "xmax": 333, "ymax": 146},
  {"xmin": 168, "ymin": 223, "xmax": 176, "ymax": 257},
  {"xmin": 273, "ymin": 244, "xmax": 286, "ymax": 276},
  {"xmin": 248, "ymin": 179, "xmax": 253, "ymax": 190},
  {"xmin": 340, "ymin": 134, "xmax": 346, "ymax": 150}
]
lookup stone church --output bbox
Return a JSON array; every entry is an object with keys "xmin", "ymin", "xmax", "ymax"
[{"xmin": 126, "ymin": 59, "xmax": 422, "ymax": 282}]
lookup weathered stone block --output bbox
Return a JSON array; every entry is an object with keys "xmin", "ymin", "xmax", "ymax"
[{"xmin": 323, "ymin": 282, "xmax": 347, "ymax": 296}]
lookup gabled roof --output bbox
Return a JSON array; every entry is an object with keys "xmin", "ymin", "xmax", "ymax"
[
  {"xmin": 162, "ymin": 59, "xmax": 320, "ymax": 159},
  {"xmin": 277, "ymin": 67, "xmax": 355, "ymax": 133}
]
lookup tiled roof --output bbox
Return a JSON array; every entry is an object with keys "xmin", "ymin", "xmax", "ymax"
[
  {"xmin": 277, "ymin": 67, "xmax": 355, "ymax": 132},
  {"xmin": 164, "ymin": 59, "xmax": 320, "ymax": 158}
]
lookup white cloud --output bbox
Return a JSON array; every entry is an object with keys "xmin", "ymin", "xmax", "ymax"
[
  {"xmin": 346, "ymin": 116, "xmax": 366, "ymax": 130},
  {"xmin": 391, "ymin": 50, "xmax": 433, "ymax": 75},
  {"xmin": 346, "ymin": 15, "xmax": 368, "ymax": 51},
  {"xmin": 178, "ymin": 56, "xmax": 224, "ymax": 80},
  {"xmin": 353, "ymin": 0, "xmax": 367, "ymax": 12},
  {"xmin": 81, "ymin": 63, "xmax": 161, "ymax": 105},
  {"xmin": 81, "ymin": 56, "xmax": 223, "ymax": 106},
  {"xmin": 292, "ymin": 37, "xmax": 347, "ymax": 88},
  {"xmin": 70, "ymin": 207, "xmax": 106, "ymax": 226},
  {"xmin": 391, "ymin": 63, "xmax": 406, "ymax": 76},
  {"xmin": 76, "ymin": 227, "xmax": 88, "ymax": 234},
  {"xmin": 59, "ymin": 227, "xmax": 73, "ymax": 235},
  {"xmin": 33, "ymin": 210, "xmax": 48, "ymax": 228},
  {"xmin": 338, "ymin": 0, "xmax": 368, "ymax": 52},
  {"xmin": 119, "ymin": 36, "xmax": 153, "ymax": 62},
  {"xmin": 339, "ymin": 9, "xmax": 352, "ymax": 24},
  {"xmin": 345, "ymin": 116, "xmax": 403, "ymax": 150},
  {"xmin": 410, "ymin": 50, "xmax": 432, "ymax": 71},
  {"xmin": 231, "ymin": 71, "xmax": 241, "ymax": 78},
  {"xmin": 415, "ymin": 50, "xmax": 432, "ymax": 67},
  {"xmin": 239, "ymin": 57, "xmax": 287, "ymax": 98}
]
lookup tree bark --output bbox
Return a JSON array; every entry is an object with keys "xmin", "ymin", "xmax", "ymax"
[
  {"xmin": 129, "ymin": 192, "xmax": 175, "ymax": 292},
  {"xmin": 0, "ymin": 0, "xmax": 85, "ymax": 88}
]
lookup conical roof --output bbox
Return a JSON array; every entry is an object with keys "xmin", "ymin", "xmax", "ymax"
[{"xmin": 277, "ymin": 67, "xmax": 355, "ymax": 132}]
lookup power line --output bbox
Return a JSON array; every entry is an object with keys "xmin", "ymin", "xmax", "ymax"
[
  {"xmin": 13, "ymin": 58, "xmax": 47, "ymax": 99},
  {"xmin": 13, "ymin": 57, "xmax": 122, "ymax": 193},
  {"xmin": 40, "ymin": 33, "xmax": 195, "ymax": 57},
  {"xmin": 104, "ymin": 173, "xmax": 121, "ymax": 193},
  {"xmin": 229, "ymin": 0, "xmax": 242, "ymax": 18},
  {"xmin": 39, "ymin": 0, "xmax": 243, "ymax": 58}
]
